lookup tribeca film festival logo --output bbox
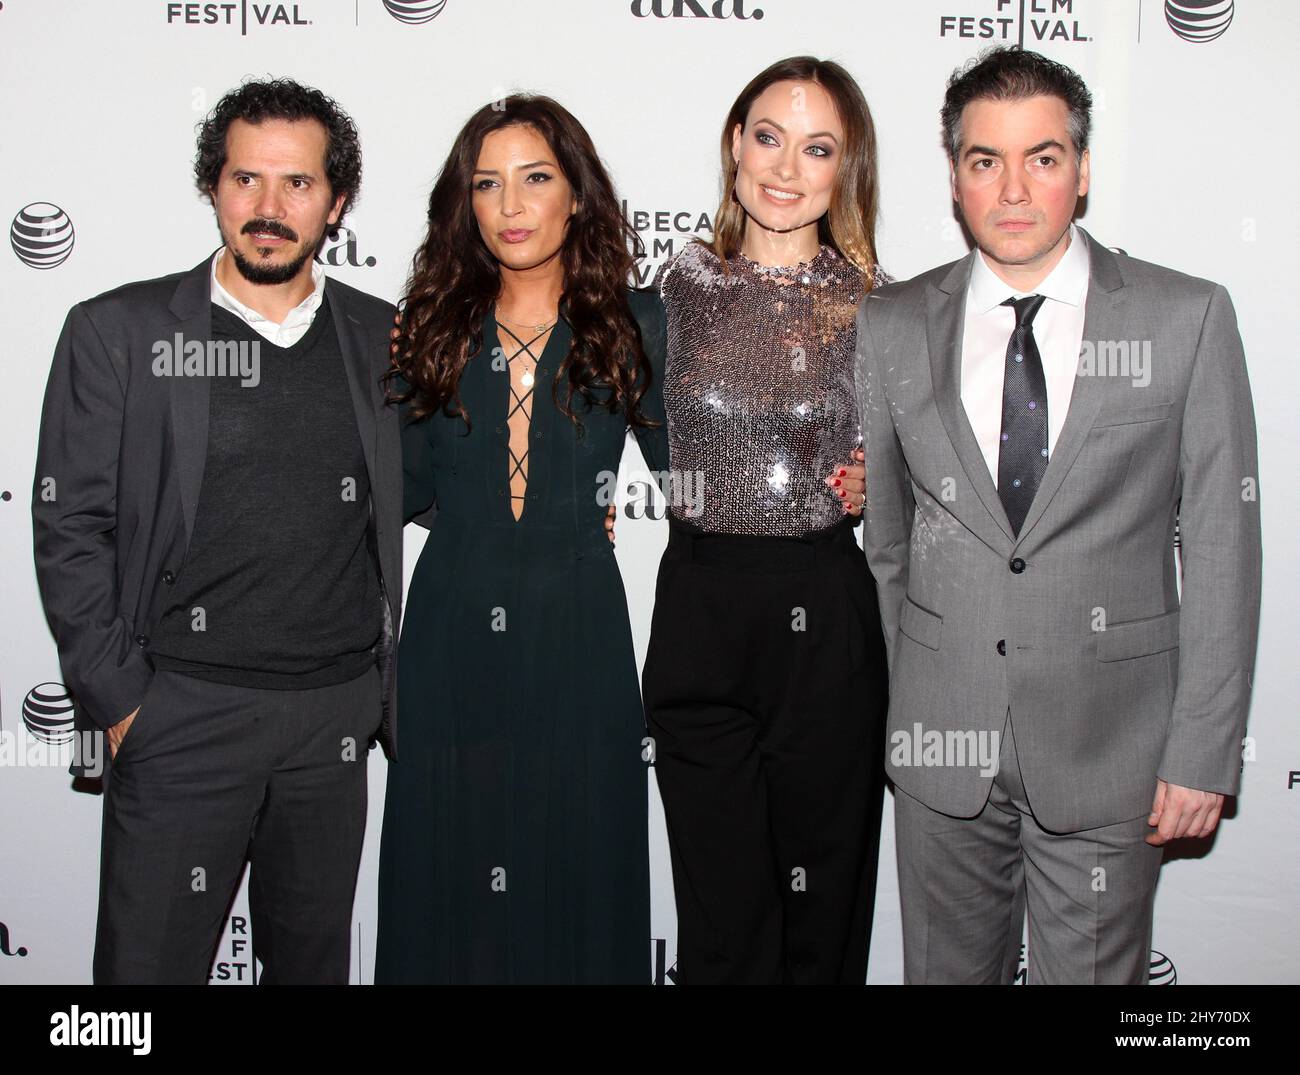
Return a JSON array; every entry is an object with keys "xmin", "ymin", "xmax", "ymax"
[
  {"xmin": 210, "ymin": 914, "xmax": 258, "ymax": 983},
  {"xmin": 621, "ymin": 201, "xmax": 714, "ymax": 286},
  {"xmin": 1165, "ymin": 0, "xmax": 1233, "ymax": 43},
  {"xmin": 0, "ymin": 683, "xmax": 106, "ymax": 778},
  {"xmin": 382, "ymin": 0, "xmax": 447, "ymax": 23},
  {"xmin": 164, "ymin": 1, "xmax": 312, "ymax": 33},
  {"xmin": 940, "ymin": 0, "xmax": 1093, "ymax": 45},
  {"xmin": 631, "ymin": 0, "xmax": 764, "ymax": 19},
  {"xmin": 9, "ymin": 203, "xmax": 74, "ymax": 269}
]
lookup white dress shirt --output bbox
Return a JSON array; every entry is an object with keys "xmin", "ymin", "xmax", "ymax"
[
  {"xmin": 209, "ymin": 247, "xmax": 326, "ymax": 347},
  {"xmin": 960, "ymin": 223, "xmax": 1090, "ymax": 484}
]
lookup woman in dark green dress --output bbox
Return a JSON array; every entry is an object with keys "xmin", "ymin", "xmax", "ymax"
[{"xmin": 374, "ymin": 95, "xmax": 667, "ymax": 983}]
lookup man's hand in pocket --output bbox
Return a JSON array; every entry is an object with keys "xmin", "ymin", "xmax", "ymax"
[{"xmin": 107, "ymin": 706, "xmax": 140, "ymax": 760}]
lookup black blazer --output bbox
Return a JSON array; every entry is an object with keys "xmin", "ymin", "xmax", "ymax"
[{"xmin": 32, "ymin": 251, "xmax": 403, "ymax": 766}]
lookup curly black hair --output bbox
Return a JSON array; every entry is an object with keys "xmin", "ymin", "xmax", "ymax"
[{"xmin": 194, "ymin": 77, "xmax": 362, "ymax": 232}]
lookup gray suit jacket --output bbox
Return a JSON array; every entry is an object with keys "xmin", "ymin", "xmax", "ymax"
[
  {"xmin": 32, "ymin": 252, "xmax": 404, "ymax": 764},
  {"xmin": 855, "ymin": 227, "xmax": 1261, "ymax": 832}
]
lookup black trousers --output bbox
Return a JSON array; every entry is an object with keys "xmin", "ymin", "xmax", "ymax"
[
  {"xmin": 93, "ymin": 663, "xmax": 381, "ymax": 984},
  {"xmin": 643, "ymin": 514, "xmax": 888, "ymax": 984}
]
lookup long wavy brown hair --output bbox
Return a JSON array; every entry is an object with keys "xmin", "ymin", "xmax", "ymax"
[
  {"xmin": 710, "ymin": 56, "xmax": 881, "ymax": 280},
  {"xmin": 389, "ymin": 95, "xmax": 653, "ymax": 432}
]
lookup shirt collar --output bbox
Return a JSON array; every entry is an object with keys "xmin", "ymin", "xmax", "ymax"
[
  {"xmin": 968, "ymin": 222, "xmax": 1089, "ymax": 314},
  {"xmin": 209, "ymin": 246, "xmax": 326, "ymax": 327}
]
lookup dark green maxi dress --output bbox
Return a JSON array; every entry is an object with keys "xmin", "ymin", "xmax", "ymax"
[{"xmin": 374, "ymin": 290, "xmax": 668, "ymax": 983}]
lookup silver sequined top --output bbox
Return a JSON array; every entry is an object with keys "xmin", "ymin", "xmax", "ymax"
[{"xmin": 656, "ymin": 240, "xmax": 887, "ymax": 536}]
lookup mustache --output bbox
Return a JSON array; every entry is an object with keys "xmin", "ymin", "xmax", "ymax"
[{"xmin": 241, "ymin": 219, "xmax": 299, "ymax": 242}]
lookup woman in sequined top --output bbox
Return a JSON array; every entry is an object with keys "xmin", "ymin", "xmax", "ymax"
[{"xmin": 643, "ymin": 56, "xmax": 891, "ymax": 984}]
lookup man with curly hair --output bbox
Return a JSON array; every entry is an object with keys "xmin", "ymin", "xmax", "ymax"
[{"xmin": 32, "ymin": 78, "xmax": 402, "ymax": 984}]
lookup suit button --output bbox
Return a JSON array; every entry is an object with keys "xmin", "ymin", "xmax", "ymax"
[
  {"xmin": 496, "ymin": 489, "xmax": 504, "ymax": 497},
  {"xmin": 162, "ymin": 570, "xmax": 175, "ymax": 584},
  {"xmin": 996, "ymin": 639, "xmax": 1006, "ymax": 656},
  {"xmin": 1009, "ymin": 557, "xmax": 1026, "ymax": 574},
  {"xmin": 134, "ymin": 635, "xmax": 148, "ymax": 647}
]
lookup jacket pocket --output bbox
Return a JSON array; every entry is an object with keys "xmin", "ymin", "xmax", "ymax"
[
  {"xmin": 899, "ymin": 597, "xmax": 942, "ymax": 651},
  {"xmin": 1092, "ymin": 401, "xmax": 1173, "ymax": 428},
  {"xmin": 1096, "ymin": 608, "xmax": 1180, "ymax": 662}
]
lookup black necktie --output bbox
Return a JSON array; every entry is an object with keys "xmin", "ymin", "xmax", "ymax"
[{"xmin": 997, "ymin": 294, "xmax": 1048, "ymax": 536}]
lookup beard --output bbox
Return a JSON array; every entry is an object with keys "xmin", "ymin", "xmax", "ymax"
[
  {"xmin": 226, "ymin": 217, "xmax": 328, "ymax": 285},
  {"xmin": 229, "ymin": 243, "xmax": 315, "ymax": 285}
]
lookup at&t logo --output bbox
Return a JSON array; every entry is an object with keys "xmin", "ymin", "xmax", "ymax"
[
  {"xmin": 1149, "ymin": 949, "xmax": 1177, "ymax": 985},
  {"xmin": 10, "ymin": 203, "xmax": 74, "ymax": 269},
  {"xmin": 382, "ymin": 0, "xmax": 447, "ymax": 22},
  {"xmin": 22, "ymin": 683, "xmax": 75, "ymax": 745},
  {"xmin": 1014, "ymin": 945, "xmax": 1177, "ymax": 983},
  {"xmin": 1165, "ymin": 0, "xmax": 1233, "ymax": 42}
]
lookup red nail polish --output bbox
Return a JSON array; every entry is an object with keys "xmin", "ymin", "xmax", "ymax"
[
  {"xmin": 837, "ymin": 489, "xmax": 846, "ymax": 498},
  {"xmin": 833, "ymin": 478, "xmax": 841, "ymax": 487}
]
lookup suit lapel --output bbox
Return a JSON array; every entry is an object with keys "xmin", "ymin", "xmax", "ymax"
[
  {"xmin": 167, "ymin": 257, "xmax": 384, "ymax": 541},
  {"xmin": 1014, "ymin": 228, "xmax": 1126, "ymax": 543},
  {"xmin": 166, "ymin": 255, "xmax": 216, "ymax": 541},
  {"xmin": 327, "ymin": 279, "xmax": 380, "ymax": 497},
  {"xmin": 926, "ymin": 253, "xmax": 1016, "ymax": 547}
]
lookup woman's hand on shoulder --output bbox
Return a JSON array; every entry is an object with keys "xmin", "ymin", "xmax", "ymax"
[{"xmin": 390, "ymin": 308, "xmax": 404, "ymax": 361}]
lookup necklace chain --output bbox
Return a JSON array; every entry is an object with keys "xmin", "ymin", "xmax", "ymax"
[
  {"xmin": 495, "ymin": 303, "xmax": 557, "ymax": 335},
  {"xmin": 495, "ymin": 308, "xmax": 551, "ymax": 390}
]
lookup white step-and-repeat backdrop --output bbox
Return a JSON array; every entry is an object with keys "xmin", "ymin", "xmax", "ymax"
[{"xmin": 1, "ymin": 0, "xmax": 1295, "ymax": 984}]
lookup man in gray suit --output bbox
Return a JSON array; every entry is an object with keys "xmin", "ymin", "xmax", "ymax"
[
  {"xmin": 32, "ymin": 78, "xmax": 401, "ymax": 983},
  {"xmin": 856, "ymin": 48, "xmax": 1260, "ymax": 984}
]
